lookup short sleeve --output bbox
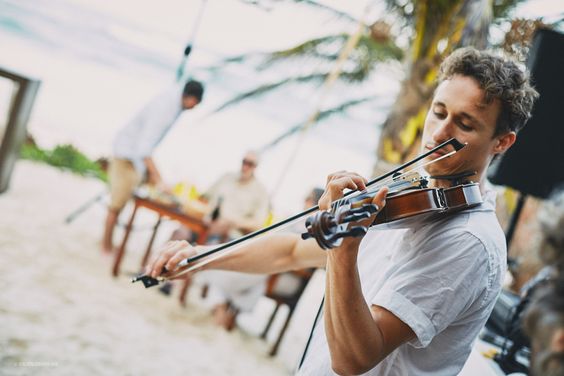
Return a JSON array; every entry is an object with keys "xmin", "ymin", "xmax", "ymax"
[
  {"xmin": 204, "ymin": 173, "xmax": 231, "ymax": 201},
  {"xmin": 131, "ymin": 113, "xmax": 168, "ymax": 158},
  {"xmin": 250, "ymin": 185, "xmax": 270, "ymax": 223},
  {"xmin": 371, "ymin": 230, "xmax": 490, "ymax": 348}
]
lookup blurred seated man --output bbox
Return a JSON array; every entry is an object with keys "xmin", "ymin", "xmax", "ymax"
[
  {"xmin": 197, "ymin": 186, "xmax": 323, "ymax": 331},
  {"xmin": 265, "ymin": 187, "xmax": 324, "ymax": 298},
  {"xmin": 171, "ymin": 150, "xmax": 269, "ymax": 243},
  {"xmin": 168, "ymin": 151, "xmax": 270, "ymax": 330}
]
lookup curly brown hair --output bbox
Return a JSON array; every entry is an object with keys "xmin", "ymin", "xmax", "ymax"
[{"xmin": 438, "ymin": 47, "xmax": 539, "ymax": 136}]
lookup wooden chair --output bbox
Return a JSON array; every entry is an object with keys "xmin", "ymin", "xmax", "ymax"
[
  {"xmin": 261, "ymin": 268, "xmax": 315, "ymax": 356},
  {"xmin": 179, "ymin": 268, "xmax": 315, "ymax": 356}
]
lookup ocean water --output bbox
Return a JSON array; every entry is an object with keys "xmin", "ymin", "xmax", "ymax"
[{"xmin": 0, "ymin": 0, "xmax": 397, "ymax": 213}]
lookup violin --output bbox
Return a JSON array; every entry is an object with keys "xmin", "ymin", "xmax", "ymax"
[
  {"xmin": 133, "ymin": 137, "xmax": 470, "ymax": 287},
  {"xmin": 301, "ymin": 171, "xmax": 482, "ymax": 250}
]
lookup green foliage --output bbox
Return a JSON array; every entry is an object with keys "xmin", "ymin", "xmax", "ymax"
[{"xmin": 20, "ymin": 143, "xmax": 107, "ymax": 182}]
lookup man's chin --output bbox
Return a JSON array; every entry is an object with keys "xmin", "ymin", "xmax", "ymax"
[{"xmin": 424, "ymin": 164, "xmax": 457, "ymax": 177}]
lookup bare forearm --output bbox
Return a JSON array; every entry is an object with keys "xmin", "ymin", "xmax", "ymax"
[
  {"xmin": 143, "ymin": 157, "xmax": 161, "ymax": 184},
  {"xmin": 222, "ymin": 215, "xmax": 262, "ymax": 234},
  {"xmin": 206, "ymin": 233, "xmax": 324, "ymax": 274},
  {"xmin": 324, "ymin": 247, "xmax": 385, "ymax": 374}
]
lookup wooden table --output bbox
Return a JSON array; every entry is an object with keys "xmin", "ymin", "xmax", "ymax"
[{"xmin": 112, "ymin": 195, "xmax": 208, "ymax": 277}]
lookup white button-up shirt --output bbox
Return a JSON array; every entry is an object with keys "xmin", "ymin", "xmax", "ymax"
[
  {"xmin": 298, "ymin": 189, "xmax": 506, "ymax": 375},
  {"xmin": 113, "ymin": 84, "xmax": 184, "ymax": 175}
]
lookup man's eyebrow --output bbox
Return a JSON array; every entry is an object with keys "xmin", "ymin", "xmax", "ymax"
[
  {"xmin": 433, "ymin": 101, "xmax": 484, "ymax": 127},
  {"xmin": 460, "ymin": 111, "xmax": 477, "ymax": 120}
]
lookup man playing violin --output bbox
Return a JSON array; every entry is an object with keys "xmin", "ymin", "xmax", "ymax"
[{"xmin": 146, "ymin": 48, "xmax": 538, "ymax": 375}]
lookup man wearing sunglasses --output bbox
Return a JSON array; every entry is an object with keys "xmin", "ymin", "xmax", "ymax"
[
  {"xmin": 169, "ymin": 150, "xmax": 270, "ymax": 330},
  {"xmin": 202, "ymin": 150, "xmax": 269, "ymax": 242}
]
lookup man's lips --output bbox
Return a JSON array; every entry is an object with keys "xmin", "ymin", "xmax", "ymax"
[{"xmin": 425, "ymin": 144, "xmax": 450, "ymax": 156}]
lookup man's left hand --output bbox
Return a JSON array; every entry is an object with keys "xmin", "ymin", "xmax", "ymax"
[{"xmin": 319, "ymin": 171, "xmax": 388, "ymax": 249}]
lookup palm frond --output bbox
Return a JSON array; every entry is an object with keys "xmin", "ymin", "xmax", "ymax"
[
  {"xmin": 317, "ymin": 97, "xmax": 378, "ymax": 121},
  {"xmin": 289, "ymin": 0, "xmax": 359, "ymax": 23},
  {"xmin": 213, "ymin": 36, "xmax": 402, "ymax": 113},
  {"xmin": 205, "ymin": 53, "xmax": 265, "ymax": 74},
  {"xmin": 354, "ymin": 34, "xmax": 404, "ymax": 63},
  {"xmin": 206, "ymin": 35, "xmax": 346, "ymax": 73},
  {"xmin": 259, "ymin": 34, "xmax": 348, "ymax": 68},
  {"xmin": 260, "ymin": 96, "xmax": 380, "ymax": 151},
  {"xmin": 259, "ymin": 32, "xmax": 403, "ymax": 76},
  {"xmin": 211, "ymin": 73, "xmax": 329, "ymax": 113}
]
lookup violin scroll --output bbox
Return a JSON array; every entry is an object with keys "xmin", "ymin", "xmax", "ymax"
[{"xmin": 302, "ymin": 203, "xmax": 379, "ymax": 250}]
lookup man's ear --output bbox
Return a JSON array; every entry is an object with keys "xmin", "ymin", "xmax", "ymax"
[{"xmin": 493, "ymin": 131, "xmax": 516, "ymax": 154}]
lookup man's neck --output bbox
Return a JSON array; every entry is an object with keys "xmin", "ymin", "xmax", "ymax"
[
  {"xmin": 431, "ymin": 171, "xmax": 484, "ymax": 190},
  {"xmin": 239, "ymin": 175, "xmax": 254, "ymax": 184}
]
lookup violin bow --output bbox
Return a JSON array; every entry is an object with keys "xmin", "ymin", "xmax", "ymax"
[{"xmin": 132, "ymin": 138, "xmax": 465, "ymax": 287}]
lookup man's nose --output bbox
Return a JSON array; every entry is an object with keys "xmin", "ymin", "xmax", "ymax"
[{"xmin": 432, "ymin": 119, "xmax": 453, "ymax": 143}]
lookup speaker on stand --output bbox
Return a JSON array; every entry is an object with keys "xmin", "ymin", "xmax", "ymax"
[
  {"xmin": 486, "ymin": 27, "xmax": 564, "ymax": 374},
  {"xmin": 488, "ymin": 28, "xmax": 564, "ymax": 247}
]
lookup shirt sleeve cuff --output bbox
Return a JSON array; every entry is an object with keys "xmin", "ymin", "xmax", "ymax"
[{"xmin": 372, "ymin": 289, "xmax": 436, "ymax": 348}]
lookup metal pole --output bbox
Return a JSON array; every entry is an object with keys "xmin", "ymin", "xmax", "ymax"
[
  {"xmin": 505, "ymin": 192, "xmax": 527, "ymax": 250},
  {"xmin": 176, "ymin": 0, "xmax": 208, "ymax": 81}
]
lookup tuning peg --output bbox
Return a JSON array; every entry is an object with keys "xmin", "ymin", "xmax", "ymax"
[
  {"xmin": 347, "ymin": 226, "xmax": 368, "ymax": 237},
  {"xmin": 329, "ymin": 226, "xmax": 368, "ymax": 241},
  {"xmin": 340, "ymin": 212, "xmax": 372, "ymax": 223},
  {"xmin": 338, "ymin": 204, "xmax": 379, "ymax": 223},
  {"xmin": 349, "ymin": 204, "xmax": 379, "ymax": 215},
  {"xmin": 301, "ymin": 231, "xmax": 313, "ymax": 240}
]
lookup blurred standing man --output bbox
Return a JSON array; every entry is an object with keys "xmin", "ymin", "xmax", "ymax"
[{"xmin": 102, "ymin": 80, "xmax": 204, "ymax": 254}]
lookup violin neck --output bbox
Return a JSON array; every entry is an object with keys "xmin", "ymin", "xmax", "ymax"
[{"xmin": 345, "ymin": 175, "xmax": 424, "ymax": 208}]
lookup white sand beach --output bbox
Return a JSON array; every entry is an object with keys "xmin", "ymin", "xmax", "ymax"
[{"xmin": 0, "ymin": 161, "xmax": 326, "ymax": 376}]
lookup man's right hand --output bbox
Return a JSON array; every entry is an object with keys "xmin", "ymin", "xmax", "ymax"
[
  {"xmin": 146, "ymin": 240, "xmax": 198, "ymax": 278},
  {"xmin": 207, "ymin": 218, "xmax": 235, "ymax": 236}
]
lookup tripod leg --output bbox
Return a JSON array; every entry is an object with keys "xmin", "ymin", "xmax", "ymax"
[{"xmin": 65, "ymin": 190, "xmax": 107, "ymax": 224}]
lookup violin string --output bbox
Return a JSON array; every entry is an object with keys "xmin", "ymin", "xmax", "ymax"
[
  {"xmin": 357, "ymin": 149, "xmax": 458, "ymax": 196},
  {"xmin": 367, "ymin": 150, "xmax": 456, "ymax": 194}
]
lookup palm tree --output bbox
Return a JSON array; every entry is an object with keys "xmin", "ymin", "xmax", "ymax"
[
  {"xmin": 373, "ymin": 0, "xmax": 528, "ymax": 172},
  {"xmin": 211, "ymin": 0, "xmax": 537, "ymax": 170},
  {"xmin": 208, "ymin": 21, "xmax": 404, "ymax": 151}
]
